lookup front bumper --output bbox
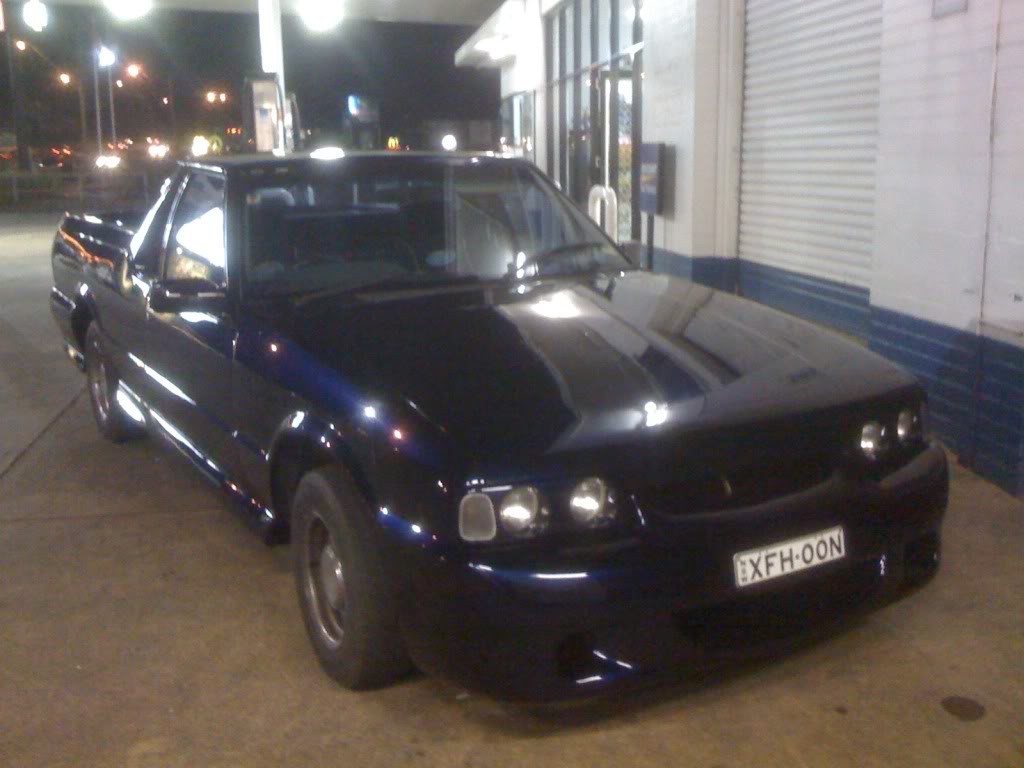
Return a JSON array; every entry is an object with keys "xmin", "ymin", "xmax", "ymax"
[{"xmin": 390, "ymin": 443, "xmax": 948, "ymax": 700}]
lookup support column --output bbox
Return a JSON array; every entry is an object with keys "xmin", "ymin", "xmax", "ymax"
[{"xmin": 258, "ymin": 0, "xmax": 287, "ymax": 150}]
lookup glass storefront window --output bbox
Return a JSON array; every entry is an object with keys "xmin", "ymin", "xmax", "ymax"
[
  {"xmin": 597, "ymin": 0, "xmax": 611, "ymax": 63},
  {"xmin": 580, "ymin": 0, "xmax": 592, "ymax": 67},
  {"xmin": 564, "ymin": 3, "xmax": 576, "ymax": 74},
  {"xmin": 544, "ymin": 0, "xmax": 642, "ymax": 240},
  {"xmin": 618, "ymin": 0, "xmax": 635, "ymax": 52},
  {"xmin": 500, "ymin": 92, "xmax": 535, "ymax": 161}
]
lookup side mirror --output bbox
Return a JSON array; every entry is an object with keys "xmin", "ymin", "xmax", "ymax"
[{"xmin": 149, "ymin": 279, "xmax": 228, "ymax": 315}]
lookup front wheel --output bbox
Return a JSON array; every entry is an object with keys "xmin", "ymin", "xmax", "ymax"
[
  {"xmin": 291, "ymin": 465, "xmax": 411, "ymax": 689},
  {"xmin": 84, "ymin": 323, "xmax": 145, "ymax": 443}
]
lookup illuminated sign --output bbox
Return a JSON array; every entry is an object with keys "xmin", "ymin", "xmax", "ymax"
[{"xmin": 387, "ymin": 136, "xmax": 401, "ymax": 151}]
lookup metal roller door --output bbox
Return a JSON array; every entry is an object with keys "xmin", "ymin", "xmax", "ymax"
[{"xmin": 739, "ymin": 0, "xmax": 883, "ymax": 292}]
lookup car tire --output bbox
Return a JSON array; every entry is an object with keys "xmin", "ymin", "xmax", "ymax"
[
  {"xmin": 291, "ymin": 465, "xmax": 411, "ymax": 689},
  {"xmin": 84, "ymin": 322, "xmax": 145, "ymax": 443}
]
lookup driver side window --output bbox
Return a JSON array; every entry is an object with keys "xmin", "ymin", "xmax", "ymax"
[{"xmin": 165, "ymin": 172, "xmax": 227, "ymax": 288}]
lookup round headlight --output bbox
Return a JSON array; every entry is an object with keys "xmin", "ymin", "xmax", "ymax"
[
  {"xmin": 897, "ymin": 407, "xmax": 922, "ymax": 442},
  {"xmin": 499, "ymin": 487, "xmax": 543, "ymax": 534},
  {"xmin": 569, "ymin": 477, "xmax": 613, "ymax": 526},
  {"xmin": 459, "ymin": 493, "xmax": 496, "ymax": 542},
  {"xmin": 860, "ymin": 421, "xmax": 886, "ymax": 460}
]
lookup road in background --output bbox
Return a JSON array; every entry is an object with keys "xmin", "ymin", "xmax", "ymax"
[{"xmin": 0, "ymin": 214, "xmax": 84, "ymax": 475}]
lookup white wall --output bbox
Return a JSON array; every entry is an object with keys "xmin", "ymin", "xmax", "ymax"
[
  {"xmin": 871, "ymin": 0, "xmax": 1022, "ymax": 340},
  {"xmin": 982, "ymin": 0, "xmax": 1024, "ymax": 338}
]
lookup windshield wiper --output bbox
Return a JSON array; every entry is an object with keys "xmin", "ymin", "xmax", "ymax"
[{"xmin": 511, "ymin": 241, "xmax": 608, "ymax": 279}]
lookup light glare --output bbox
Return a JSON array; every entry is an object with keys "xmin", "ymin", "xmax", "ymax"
[
  {"xmin": 94, "ymin": 154, "xmax": 121, "ymax": 169},
  {"xmin": 23, "ymin": 1, "xmax": 48, "ymax": 32},
  {"xmin": 297, "ymin": 0, "xmax": 345, "ymax": 32},
  {"xmin": 191, "ymin": 135, "xmax": 211, "ymax": 157},
  {"xmin": 103, "ymin": 0, "xmax": 153, "ymax": 21},
  {"xmin": 310, "ymin": 146, "xmax": 346, "ymax": 161},
  {"xmin": 97, "ymin": 46, "xmax": 116, "ymax": 68},
  {"xmin": 441, "ymin": 134, "xmax": 458, "ymax": 152}
]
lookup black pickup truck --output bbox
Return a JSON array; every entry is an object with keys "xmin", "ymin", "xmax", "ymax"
[{"xmin": 50, "ymin": 151, "xmax": 948, "ymax": 699}]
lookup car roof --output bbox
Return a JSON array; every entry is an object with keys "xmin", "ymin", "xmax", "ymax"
[{"xmin": 180, "ymin": 150, "xmax": 525, "ymax": 174}]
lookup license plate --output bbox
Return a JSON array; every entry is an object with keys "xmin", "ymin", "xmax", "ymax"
[{"xmin": 733, "ymin": 526, "xmax": 846, "ymax": 588}]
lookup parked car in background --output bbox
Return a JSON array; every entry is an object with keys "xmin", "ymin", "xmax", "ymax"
[{"xmin": 49, "ymin": 152, "xmax": 948, "ymax": 699}]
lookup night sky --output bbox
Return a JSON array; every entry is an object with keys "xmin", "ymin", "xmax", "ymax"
[{"xmin": 0, "ymin": 6, "xmax": 499, "ymax": 149}]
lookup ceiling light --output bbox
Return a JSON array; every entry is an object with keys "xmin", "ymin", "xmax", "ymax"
[
  {"xmin": 23, "ymin": 1, "xmax": 48, "ymax": 32},
  {"xmin": 297, "ymin": 0, "xmax": 345, "ymax": 33},
  {"xmin": 103, "ymin": 0, "xmax": 152, "ymax": 21}
]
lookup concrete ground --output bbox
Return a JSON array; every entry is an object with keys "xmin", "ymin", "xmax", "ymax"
[{"xmin": 1, "ymin": 214, "xmax": 1022, "ymax": 768}]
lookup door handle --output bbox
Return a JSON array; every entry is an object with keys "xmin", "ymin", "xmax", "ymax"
[{"xmin": 588, "ymin": 185, "xmax": 619, "ymax": 243}]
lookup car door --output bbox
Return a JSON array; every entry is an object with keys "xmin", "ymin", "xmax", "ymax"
[
  {"xmin": 105, "ymin": 171, "xmax": 186, "ymax": 402},
  {"xmin": 142, "ymin": 170, "xmax": 239, "ymax": 477}
]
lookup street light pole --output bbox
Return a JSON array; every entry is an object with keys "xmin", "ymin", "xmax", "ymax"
[
  {"xmin": 92, "ymin": 46, "xmax": 102, "ymax": 153},
  {"xmin": 3, "ymin": 28, "xmax": 32, "ymax": 170},
  {"xmin": 75, "ymin": 81, "xmax": 87, "ymax": 147},
  {"xmin": 107, "ymin": 65, "xmax": 116, "ymax": 144}
]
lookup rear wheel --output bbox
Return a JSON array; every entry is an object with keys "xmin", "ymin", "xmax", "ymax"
[
  {"xmin": 292, "ymin": 465, "xmax": 411, "ymax": 689},
  {"xmin": 84, "ymin": 323, "xmax": 145, "ymax": 442}
]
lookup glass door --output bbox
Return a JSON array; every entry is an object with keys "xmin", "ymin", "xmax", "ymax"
[{"xmin": 591, "ymin": 65, "xmax": 635, "ymax": 242}]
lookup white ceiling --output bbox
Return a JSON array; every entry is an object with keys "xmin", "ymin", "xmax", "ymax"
[{"xmin": 49, "ymin": 0, "xmax": 503, "ymax": 25}]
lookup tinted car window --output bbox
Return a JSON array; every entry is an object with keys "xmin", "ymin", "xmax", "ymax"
[
  {"xmin": 243, "ymin": 160, "xmax": 629, "ymax": 298},
  {"xmin": 130, "ymin": 172, "xmax": 183, "ymax": 276},
  {"xmin": 165, "ymin": 172, "xmax": 227, "ymax": 287}
]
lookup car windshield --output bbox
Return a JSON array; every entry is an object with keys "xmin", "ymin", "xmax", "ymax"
[{"xmin": 243, "ymin": 158, "xmax": 632, "ymax": 298}]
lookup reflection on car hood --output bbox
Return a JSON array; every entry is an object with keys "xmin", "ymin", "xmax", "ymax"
[{"xmin": 286, "ymin": 272, "xmax": 915, "ymax": 461}]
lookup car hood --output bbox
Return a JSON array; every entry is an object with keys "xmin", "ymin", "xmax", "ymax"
[{"xmin": 281, "ymin": 272, "xmax": 915, "ymax": 464}]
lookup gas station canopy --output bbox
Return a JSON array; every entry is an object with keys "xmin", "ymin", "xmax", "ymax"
[{"xmin": 48, "ymin": 0, "xmax": 502, "ymax": 25}]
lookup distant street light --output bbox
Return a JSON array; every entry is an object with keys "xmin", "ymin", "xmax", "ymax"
[
  {"xmin": 23, "ymin": 1, "xmax": 49, "ymax": 33},
  {"xmin": 115, "ymin": 79, "xmax": 123, "ymax": 88},
  {"xmin": 162, "ymin": 96, "xmax": 169, "ymax": 105},
  {"xmin": 441, "ymin": 134, "xmax": 458, "ymax": 152},
  {"xmin": 58, "ymin": 72, "xmax": 71, "ymax": 85},
  {"xmin": 15, "ymin": 40, "xmax": 27, "ymax": 52},
  {"xmin": 219, "ymin": 92, "xmax": 227, "ymax": 103},
  {"xmin": 297, "ymin": 0, "xmax": 345, "ymax": 32},
  {"xmin": 126, "ymin": 63, "xmax": 141, "ymax": 79},
  {"xmin": 103, "ymin": 0, "xmax": 153, "ymax": 21}
]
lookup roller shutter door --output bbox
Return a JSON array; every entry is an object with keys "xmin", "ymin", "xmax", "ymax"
[{"xmin": 739, "ymin": 0, "xmax": 882, "ymax": 291}]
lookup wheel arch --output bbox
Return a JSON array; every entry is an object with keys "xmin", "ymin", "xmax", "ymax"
[
  {"xmin": 70, "ymin": 289, "xmax": 97, "ymax": 351},
  {"xmin": 267, "ymin": 413, "xmax": 376, "ymax": 530}
]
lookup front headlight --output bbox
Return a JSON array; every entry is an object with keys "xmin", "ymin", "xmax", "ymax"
[
  {"xmin": 860, "ymin": 421, "xmax": 886, "ymax": 461},
  {"xmin": 498, "ymin": 486, "xmax": 546, "ymax": 535},
  {"xmin": 458, "ymin": 477, "xmax": 621, "ymax": 543},
  {"xmin": 897, "ymin": 405, "xmax": 925, "ymax": 442},
  {"xmin": 569, "ymin": 477, "xmax": 614, "ymax": 527}
]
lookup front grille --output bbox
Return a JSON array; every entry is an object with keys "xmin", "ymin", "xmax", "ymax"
[
  {"xmin": 636, "ymin": 449, "xmax": 835, "ymax": 515},
  {"xmin": 630, "ymin": 417, "xmax": 846, "ymax": 516}
]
